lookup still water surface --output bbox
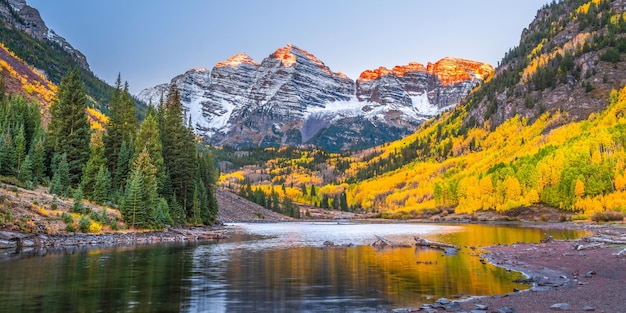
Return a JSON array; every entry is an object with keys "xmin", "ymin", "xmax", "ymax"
[{"xmin": 0, "ymin": 222, "xmax": 586, "ymax": 312}]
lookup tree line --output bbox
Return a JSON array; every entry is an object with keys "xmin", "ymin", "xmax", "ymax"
[{"xmin": 0, "ymin": 68, "xmax": 218, "ymax": 229}]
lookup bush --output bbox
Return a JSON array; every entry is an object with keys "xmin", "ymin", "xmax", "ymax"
[
  {"xmin": 78, "ymin": 216, "xmax": 91, "ymax": 233},
  {"xmin": 65, "ymin": 224, "xmax": 75, "ymax": 232},
  {"xmin": 591, "ymin": 211, "xmax": 624, "ymax": 222},
  {"xmin": 61, "ymin": 212, "xmax": 73, "ymax": 224},
  {"xmin": 572, "ymin": 214, "xmax": 588, "ymax": 221},
  {"xmin": 600, "ymin": 48, "xmax": 621, "ymax": 63},
  {"xmin": 88, "ymin": 221, "xmax": 102, "ymax": 233}
]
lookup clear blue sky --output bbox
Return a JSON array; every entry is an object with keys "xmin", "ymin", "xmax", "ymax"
[{"xmin": 28, "ymin": 0, "xmax": 549, "ymax": 94}]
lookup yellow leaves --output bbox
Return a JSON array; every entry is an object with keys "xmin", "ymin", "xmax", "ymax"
[
  {"xmin": 591, "ymin": 150, "xmax": 602, "ymax": 165},
  {"xmin": 615, "ymin": 173, "xmax": 626, "ymax": 191},
  {"xmin": 575, "ymin": 179, "xmax": 585, "ymax": 198},
  {"xmin": 576, "ymin": 0, "xmax": 601, "ymax": 14}
]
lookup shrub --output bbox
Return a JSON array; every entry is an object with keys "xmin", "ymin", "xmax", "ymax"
[
  {"xmin": 591, "ymin": 211, "xmax": 624, "ymax": 222},
  {"xmin": 78, "ymin": 216, "xmax": 91, "ymax": 233},
  {"xmin": 50, "ymin": 197, "xmax": 58, "ymax": 210},
  {"xmin": 572, "ymin": 214, "xmax": 588, "ymax": 221},
  {"xmin": 88, "ymin": 221, "xmax": 102, "ymax": 233},
  {"xmin": 65, "ymin": 224, "xmax": 75, "ymax": 232},
  {"xmin": 61, "ymin": 212, "xmax": 73, "ymax": 224}
]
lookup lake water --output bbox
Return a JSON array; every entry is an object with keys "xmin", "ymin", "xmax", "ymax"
[{"xmin": 0, "ymin": 222, "xmax": 586, "ymax": 312}]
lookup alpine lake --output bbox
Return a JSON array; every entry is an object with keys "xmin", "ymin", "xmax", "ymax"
[{"xmin": 0, "ymin": 222, "xmax": 588, "ymax": 312}]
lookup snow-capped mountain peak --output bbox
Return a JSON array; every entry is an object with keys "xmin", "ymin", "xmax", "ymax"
[{"xmin": 137, "ymin": 46, "xmax": 494, "ymax": 151}]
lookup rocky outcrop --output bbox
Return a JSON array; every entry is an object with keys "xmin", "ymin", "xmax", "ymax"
[
  {"xmin": 137, "ymin": 45, "xmax": 493, "ymax": 151},
  {"xmin": 0, "ymin": 0, "xmax": 89, "ymax": 70}
]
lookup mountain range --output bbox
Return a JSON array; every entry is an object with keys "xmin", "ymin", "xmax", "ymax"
[{"xmin": 138, "ymin": 45, "xmax": 493, "ymax": 151}]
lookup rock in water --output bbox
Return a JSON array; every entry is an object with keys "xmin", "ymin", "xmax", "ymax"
[{"xmin": 550, "ymin": 303, "xmax": 571, "ymax": 311}]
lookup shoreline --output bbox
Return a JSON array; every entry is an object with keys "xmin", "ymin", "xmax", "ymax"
[
  {"xmin": 2, "ymin": 220, "xmax": 626, "ymax": 312},
  {"xmin": 456, "ymin": 224, "xmax": 626, "ymax": 313},
  {"xmin": 0, "ymin": 226, "xmax": 229, "ymax": 259}
]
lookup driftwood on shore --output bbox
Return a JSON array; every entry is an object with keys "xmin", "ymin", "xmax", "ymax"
[
  {"xmin": 576, "ymin": 233, "xmax": 626, "ymax": 254},
  {"xmin": 370, "ymin": 235, "xmax": 411, "ymax": 248},
  {"xmin": 414, "ymin": 236, "xmax": 459, "ymax": 251}
]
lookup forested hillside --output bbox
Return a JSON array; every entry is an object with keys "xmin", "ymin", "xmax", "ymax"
[
  {"xmin": 1, "ymin": 69, "xmax": 218, "ymax": 233},
  {"xmin": 217, "ymin": 0, "xmax": 626, "ymax": 220}
]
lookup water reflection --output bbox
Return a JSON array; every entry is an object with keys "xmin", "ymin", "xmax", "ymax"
[
  {"xmin": 183, "ymin": 223, "xmax": 586, "ymax": 312},
  {"xmin": 0, "ymin": 223, "xmax": 588, "ymax": 312},
  {"xmin": 0, "ymin": 244, "xmax": 194, "ymax": 312}
]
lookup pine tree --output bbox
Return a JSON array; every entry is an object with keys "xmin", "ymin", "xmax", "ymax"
[
  {"xmin": 113, "ymin": 140, "xmax": 133, "ymax": 191},
  {"xmin": 46, "ymin": 68, "xmax": 91, "ymax": 186},
  {"xmin": 0, "ymin": 131, "xmax": 16, "ymax": 176},
  {"xmin": 104, "ymin": 75, "xmax": 138, "ymax": 180},
  {"xmin": 17, "ymin": 154, "xmax": 32, "ymax": 188},
  {"xmin": 122, "ymin": 148, "xmax": 161, "ymax": 228},
  {"xmin": 71, "ymin": 187, "xmax": 85, "ymax": 214},
  {"xmin": 50, "ymin": 153, "xmax": 70, "ymax": 197},
  {"xmin": 92, "ymin": 165, "xmax": 111, "ymax": 205},
  {"xmin": 160, "ymin": 85, "xmax": 196, "ymax": 218},
  {"xmin": 29, "ymin": 136, "xmax": 46, "ymax": 185},
  {"xmin": 80, "ymin": 132, "xmax": 107, "ymax": 200},
  {"xmin": 14, "ymin": 123, "xmax": 26, "ymax": 170},
  {"xmin": 134, "ymin": 113, "xmax": 165, "ymax": 190},
  {"xmin": 121, "ymin": 171, "xmax": 144, "ymax": 228}
]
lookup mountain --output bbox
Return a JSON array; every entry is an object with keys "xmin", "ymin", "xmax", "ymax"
[
  {"xmin": 464, "ymin": 0, "xmax": 626, "ymax": 129},
  {"xmin": 0, "ymin": 0, "xmax": 147, "ymax": 116},
  {"xmin": 138, "ymin": 44, "xmax": 493, "ymax": 151},
  {"xmin": 215, "ymin": 0, "xmax": 626, "ymax": 219}
]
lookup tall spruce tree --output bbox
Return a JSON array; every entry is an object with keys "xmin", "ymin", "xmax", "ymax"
[
  {"xmin": 104, "ymin": 75, "xmax": 138, "ymax": 186},
  {"xmin": 160, "ymin": 85, "xmax": 197, "ymax": 220},
  {"xmin": 47, "ymin": 68, "xmax": 91, "ymax": 186},
  {"xmin": 92, "ymin": 165, "xmax": 111, "ymax": 205},
  {"xmin": 134, "ymin": 112, "xmax": 165, "ymax": 190}
]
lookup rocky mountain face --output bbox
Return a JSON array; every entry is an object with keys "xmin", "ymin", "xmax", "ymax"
[
  {"xmin": 464, "ymin": 0, "xmax": 626, "ymax": 130},
  {"xmin": 138, "ymin": 44, "xmax": 493, "ymax": 151},
  {"xmin": 0, "ymin": 0, "xmax": 89, "ymax": 70}
]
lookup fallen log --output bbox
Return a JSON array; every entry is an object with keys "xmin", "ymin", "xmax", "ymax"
[
  {"xmin": 414, "ymin": 237, "xmax": 459, "ymax": 251},
  {"xmin": 370, "ymin": 235, "xmax": 411, "ymax": 248},
  {"xmin": 574, "ymin": 242, "xmax": 604, "ymax": 251},
  {"xmin": 616, "ymin": 247, "xmax": 626, "ymax": 256},
  {"xmin": 583, "ymin": 236, "xmax": 626, "ymax": 245}
]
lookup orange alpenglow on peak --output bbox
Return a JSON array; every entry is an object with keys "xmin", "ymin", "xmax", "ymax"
[
  {"xmin": 215, "ymin": 53, "xmax": 259, "ymax": 67},
  {"xmin": 273, "ymin": 44, "xmax": 297, "ymax": 67},
  {"xmin": 426, "ymin": 57, "xmax": 494, "ymax": 86},
  {"xmin": 358, "ymin": 58, "xmax": 494, "ymax": 85},
  {"xmin": 272, "ymin": 44, "xmax": 335, "ymax": 76},
  {"xmin": 358, "ymin": 66, "xmax": 393, "ymax": 81}
]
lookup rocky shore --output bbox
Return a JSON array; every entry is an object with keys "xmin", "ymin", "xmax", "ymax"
[
  {"xmin": 395, "ymin": 224, "xmax": 626, "ymax": 313},
  {"xmin": 0, "ymin": 227, "xmax": 228, "ymax": 258}
]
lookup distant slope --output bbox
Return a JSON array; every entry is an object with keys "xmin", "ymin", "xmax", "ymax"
[
  {"xmin": 464, "ymin": 0, "xmax": 626, "ymax": 129},
  {"xmin": 0, "ymin": 0, "xmax": 147, "ymax": 118},
  {"xmin": 216, "ymin": 189, "xmax": 288, "ymax": 223}
]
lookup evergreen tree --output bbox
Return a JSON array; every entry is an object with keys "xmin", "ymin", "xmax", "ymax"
[
  {"xmin": 50, "ymin": 153, "xmax": 70, "ymax": 197},
  {"xmin": 17, "ymin": 154, "xmax": 32, "ymax": 188},
  {"xmin": 0, "ymin": 131, "xmax": 16, "ymax": 176},
  {"xmin": 92, "ymin": 165, "xmax": 111, "ymax": 205},
  {"xmin": 113, "ymin": 140, "xmax": 133, "ymax": 191},
  {"xmin": 14, "ymin": 123, "xmax": 25, "ymax": 170},
  {"xmin": 121, "ymin": 171, "xmax": 144, "ymax": 228},
  {"xmin": 46, "ymin": 68, "xmax": 91, "ymax": 186},
  {"xmin": 29, "ymin": 136, "xmax": 46, "ymax": 185},
  {"xmin": 104, "ymin": 75, "xmax": 138, "ymax": 180},
  {"xmin": 160, "ymin": 85, "xmax": 196, "ymax": 218},
  {"xmin": 80, "ymin": 132, "xmax": 107, "ymax": 200},
  {"xmin": 121, "ymin": 148, "xmax": 163, "ymax": 228},
  {"xmin": 134, "ymin": 113, "xmax": 165, "ymax": 190},
  {"xmin": 71, "ymin": 187, "xmax": 85, "ymax": 214}
]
